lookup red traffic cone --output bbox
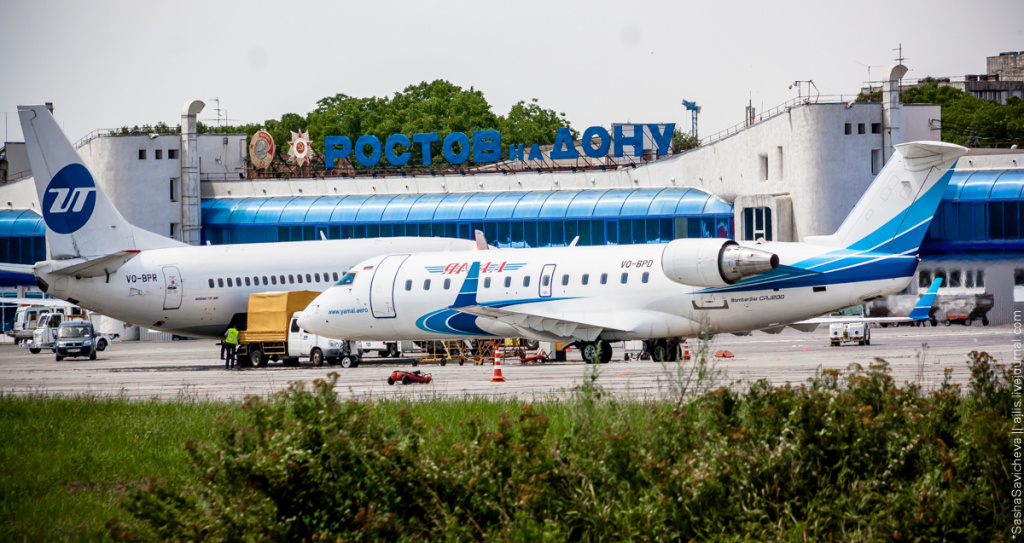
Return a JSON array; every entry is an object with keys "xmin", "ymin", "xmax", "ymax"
[{"xmin": 683, "ymin": 340, "xmax": 691, "ymax": 360}]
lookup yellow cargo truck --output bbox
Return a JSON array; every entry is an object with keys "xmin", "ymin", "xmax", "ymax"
[{"xmin": 236, "ymin": 291, "xmax": 355, "ymax": 368}]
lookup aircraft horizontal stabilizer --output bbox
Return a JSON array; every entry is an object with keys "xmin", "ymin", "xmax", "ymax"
[{"xmin": 47, "ymin": 250, "xmax": 141, "ymax": 279}]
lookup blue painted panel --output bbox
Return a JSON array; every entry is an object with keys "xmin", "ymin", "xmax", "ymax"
[
  {"xmin": 407, "ymin": 193, "xmax": 447, "ymax": 221},
  {"xmin": 354, "ymin": 194, "xmax": 398, "ymax": 222},
  {"xmin": 435, "ymin": 193, "xmax": 476, "ymax": 220},
  {"xmin": 648, "ymin": 188, "xmax": 688, "ymax": 215},
  {"xmin": 202, "ymin": 199, "xmax": 241, "ymax": 226},
  {"xmin": 592, "ymin": 190, "xmax": 629, "ymax": 217},
  {"xmin": 0, "ymin": 210, "xmax": 42, "ymax": 237},
  {"xmin": 675, "ymin": 192, "xmax": 712, "ymax": 215},
  {"xmin": 279, "ymin": 197, "xmax": 325, "ymax": 223},
  {"xmin": 327, "ymin": 195, "xmax": 372, "ymax": 223},
  {"xmin": 564, "ymin": 190, "xmax": 603, "ymax": 218},
  {"xmin": 990, "ymin": 170, "xmax": 1024, "ymax": 200},
  {"xmin": 380, "ymin": 194, "xmax": 424, "ymax": 222},
  {"xmin": 512, "ymin": 192, "xmax": 553, "ymax": 219},
  {"xmin": 252, "ymin": 198, "xmax": 292, "ymax": 225},
  {"xmin": 459, "ymin": 192, "xmax": 498, "ymax": 220},
  {"xmin": 305, "ymin": 196, "xmax": 346, "ymax": 223},
  {"xmin": 485, "ymin": 193, "xmax": 526, "ymax": 219},
  {"xmin": 942, "ymin": 171, "xmax": 971, "ymax": 200},
  {"xmin": 620, "ymin": 188, "xmax": 663, "ymax": 216},
  {"xmin": 959, "ymin": 171, "xmax": 999, "ymax": 201},
  {"xmin": 702, "ymin": 197, "xmax": 734, "ymax": 215},
  {"xmin": 537, "ymin": 191, "xmax": 575, "ymax": 218}
]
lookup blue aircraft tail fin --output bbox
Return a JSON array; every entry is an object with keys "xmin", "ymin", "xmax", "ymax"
[
  {"xmin": 908, "ymin": 277, "xmax": 942, "ymax": 320},
  {"xmin": 450, "ymin": 262, "xmax": 481, "ymax": 308}
]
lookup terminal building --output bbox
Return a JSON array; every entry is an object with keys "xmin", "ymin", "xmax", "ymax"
[{"xmin": 2, "ymin": 61, "xmax": 1022, "ymax": 331}]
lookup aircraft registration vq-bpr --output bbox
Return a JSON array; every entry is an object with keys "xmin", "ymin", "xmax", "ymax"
[
  {"xmin": 299, "ymin": 139, "xmax": 969, "ymax": 363},
  {"xmin": 15, "ymin": 105, "xmax": 476, "ymax": 338}
]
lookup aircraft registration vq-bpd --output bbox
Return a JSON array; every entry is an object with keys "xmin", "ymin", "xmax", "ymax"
[
  {"xmin": 299, "ymin": 140, "xmax": 969, "ymax": 362},
  {"xmin": 17, "ymin": 105, "xmax": 475, "ymax": 338}
]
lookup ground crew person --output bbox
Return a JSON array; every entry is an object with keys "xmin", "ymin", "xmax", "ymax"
[{"xmin": 224, "ymin": 326, "xmax": 239, "ymax": 369}]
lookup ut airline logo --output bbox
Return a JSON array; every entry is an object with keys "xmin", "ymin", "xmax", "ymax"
[{"xmin": 41, "ymin": 163, "xmax": 97, "ymax": 234}]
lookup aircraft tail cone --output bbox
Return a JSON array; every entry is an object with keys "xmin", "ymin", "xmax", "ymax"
[{"xmin": 491, "ymin": 353, "xmax": 506, "ymax": 383}]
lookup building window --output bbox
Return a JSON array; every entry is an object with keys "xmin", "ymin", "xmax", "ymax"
[
  {"xmin": 871, "ymin": 149, "xmax": 883, "ymax": 175},
  {"xmin": 918, "ymin": 271, "xmax": 932, "ymax": 288},
  {"xmin": 844, "ymin": 123, "xmax": 852, "ymax": 135},
  {"xmin": 871, "ymin": 123, "xmax": 882, "ymax": 134},
  {"xmin": 759, "ymin": 154, "xmax": 768, "ymax": 181},
  {"xmin": 170, "ymin": 178, "xmax": 179, "ymax": 202},
  {"xmin": 743, "ymin": 207, "xmax": 773, "ymax": 241},
  {"xmin": 949, "ymin": 269, "xmax": 962, "ymax": 287},
  {"xmin": 168, "ymin": 149, "xmax": 178, "ymax": 159},
  {"xmin": 858, "ymin": 123, "xmax": 866, "ymax": 134},
  {"xmin": 155, "ymin": 149, "xmax": 163, "ymax": 160},
  {"xmin": 138, "ymin": 150, "xmax": 146, "ymax": 160}
]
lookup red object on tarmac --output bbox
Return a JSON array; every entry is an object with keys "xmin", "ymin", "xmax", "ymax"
[
  {"xmin": 491, "ymin": 354, "xmax": 506, "ymax": 382},
  {"xmin": 387, "ymin": 370, "xmax": 432, "ymax": 385}
]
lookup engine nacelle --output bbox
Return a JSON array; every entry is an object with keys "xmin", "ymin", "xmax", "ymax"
[{"xmin": 661, "ymin": 239, "xmax": 779, "ymax": 287}]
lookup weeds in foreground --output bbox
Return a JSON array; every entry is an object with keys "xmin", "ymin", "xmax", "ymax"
[{"xmin": 106, "ymin": 352, "xmax": 1012, "ymax": 542}]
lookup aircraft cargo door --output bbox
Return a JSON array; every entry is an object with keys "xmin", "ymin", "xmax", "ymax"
[
  {"xmin": 162, "ymin": 266, "xmax": 182, "ymax": 310},
  {"xmin": 369, "ymin": 255, "xmax": 409, "ymax": 319}
]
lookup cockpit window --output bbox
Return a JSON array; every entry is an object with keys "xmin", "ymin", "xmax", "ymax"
[{"xmin": 337, "ymin": 272, "xmax": 357, "ymax": 286}]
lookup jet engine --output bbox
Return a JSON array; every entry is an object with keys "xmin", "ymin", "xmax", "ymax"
[{"xmin": 661, "ymin": 239, "xmax": 779, "ymax": 287}]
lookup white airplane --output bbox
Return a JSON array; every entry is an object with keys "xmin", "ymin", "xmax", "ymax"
[
  {"xmin": 298, "ymin": 141, "xmax": 968, "ymax": 362},
  {"xmin": 13, "ymin": 104, "xmax": 476, "ymax": 338}
]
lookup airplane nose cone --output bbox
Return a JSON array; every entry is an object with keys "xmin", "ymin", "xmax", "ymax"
[{"xmin": 297, "ymin": 303, "xmax": 319, "ymax": 332}]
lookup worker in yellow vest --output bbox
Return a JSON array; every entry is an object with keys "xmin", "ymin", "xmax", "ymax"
[{"xmin": 224, "ymin": 326, "xmax": 239, "ymax": 369}]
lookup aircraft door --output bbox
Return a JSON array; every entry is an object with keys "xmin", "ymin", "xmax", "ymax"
[
  {"xmin": 162, "ymin": 266, "xmax": 182, "ymax": 310},
  {"xmin": 369, "ymin": 255, "xmax": 409, "ymax": 319},
  {"xmin": 539, "ymin": 264, "xmax": 556, "ymax": 298}
]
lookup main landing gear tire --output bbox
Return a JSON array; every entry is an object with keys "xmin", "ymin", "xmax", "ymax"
[
  {"xmin": 581, "ymin": 342, "xmax": 599, "ymax": 364},
  {"xmin": 29, "ymin": 348, "xmax": 41, "ymax": 354},
  {"xmin": 597, "ymin": 340, "xmax": 612, "ymax": 364}
]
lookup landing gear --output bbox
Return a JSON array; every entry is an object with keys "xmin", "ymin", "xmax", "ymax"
[{"xmin": 581, "ymin": 341, "xmax": 613, "ymax": 363}]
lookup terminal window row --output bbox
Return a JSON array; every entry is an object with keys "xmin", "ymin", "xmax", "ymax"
[
  {"xmin": 208, "ymin": 271, "xmax": 341, "ymax": 289},
  {"xmin": 919, "ymin": 268, "xmax": 985, "ymax": 289},
  {"xmin": 844, "ymin": 123, "xmax": 882, "ymax": 135},
  {"xmin": 138, "ymin": 149, "xmax": 179, "ymax": 160},
  {"xmin": 202, "ymin": 216, "xmax": 734, "ymax": 248},
  {"xmin": 403, "ymin": 271, "xmax": 651, "ymax": 291},
  {"xmin": 0, "ymin": 236, "xmax": 46, "ymax": 265},
  {"xmin": 926, "ymin": 200, "xmax": 1023, "ymax": 243}
]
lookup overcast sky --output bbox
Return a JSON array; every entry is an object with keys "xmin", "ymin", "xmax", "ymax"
[{"xmin": 3, "ymin": 0, "xmax": 1022, "ymax": 146}]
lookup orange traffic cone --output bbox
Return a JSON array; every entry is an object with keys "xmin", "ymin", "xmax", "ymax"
[
  {"xmin": 683, "ymin": 340, "xmax": 691, "ymax": 360},
  {"xmin": 491, "ymin": 351, "xmax": 506, "ymax": 382}
]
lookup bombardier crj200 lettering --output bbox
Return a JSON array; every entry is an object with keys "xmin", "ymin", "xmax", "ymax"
[
  {"xmin": 16, "ymin": 105, "xmax": 475, "ymax": 338},
  {"xmin": 299, "ymin": 141, "xmax": 968, "ymax": 363}
]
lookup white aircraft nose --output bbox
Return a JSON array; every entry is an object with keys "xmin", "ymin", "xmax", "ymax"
[{"xmin": 296, "ymin": 303, "xmax": 320, "ymax": 332}]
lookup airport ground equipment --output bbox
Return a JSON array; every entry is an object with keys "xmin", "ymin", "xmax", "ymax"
[
  {"xmin": 23, "ymin": 312, "xmax": 92, "ymax": 353},
  {"xmin": 414, "ymin": 340, "xmax": 473, "ymax": 366},
  {"xmin": 829, "ymin": 322, "xmax": 870, "ymax": 346},
  {"xmin": 937, "ymin": 293, "xmax": 993, "ymax": 326},
  {"xmin": 7, "ymin": 305, "xmax": 76, "ymax": 344},
  {"xmin": 236, "ymin": 291, "xmax": 354, "ymax": 368}
]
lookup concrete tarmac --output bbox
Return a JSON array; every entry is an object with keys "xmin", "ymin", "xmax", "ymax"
[{"xmin": 0, "ymin": 324, "xmax": 1018, "ymax": 402}]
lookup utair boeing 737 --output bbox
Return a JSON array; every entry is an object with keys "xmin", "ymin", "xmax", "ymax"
[
  {"xmin": 15, "ymin": 104, "xmax": 475, "ymax": 338},
  {"xmin": 298, "ymin": 141, "xmax": 968, "ymax": 362}
]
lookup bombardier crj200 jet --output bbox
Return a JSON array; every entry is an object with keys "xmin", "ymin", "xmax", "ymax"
[
  {"xmin": 16, "ymin": 105, "xmax": 475, "ymax": 338},
  {"xmin": 299, "ymin": 141, "xmax": 968, "ymax": 363}
]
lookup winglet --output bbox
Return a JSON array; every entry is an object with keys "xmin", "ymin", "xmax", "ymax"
[
  {"xmin": 474, "ymin": 230, "xmax": 489, "ymax": 251},
  {"xmin": 908, "ymin": 278, "xmax": 941, "ymax": 320},
  {"xmin": 450, "ymin": 262, "xmax": 481, "ymax": 308}
]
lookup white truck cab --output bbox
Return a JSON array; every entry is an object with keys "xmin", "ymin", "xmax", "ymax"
[{"xmin": 829, "ymin": 322, "xmax": 871, "ymax": 346}]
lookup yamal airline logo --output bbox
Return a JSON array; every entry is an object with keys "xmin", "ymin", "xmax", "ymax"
[{"xmin": 42, "ymin": 163, "xmax": 97, "ymax": 234}]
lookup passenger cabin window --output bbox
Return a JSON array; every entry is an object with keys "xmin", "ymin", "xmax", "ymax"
[
  {"xmin": 642, "ymin": 272, "xmax": 649, "ymax": 283},
  {"xmin": 423, "ymin": 279, "xmax": 431, "ymax": 290},
  {"xmin": 288, "ymin": 275, "xmax": 295, "ymax": 284},
  {"xmin": 235, "ymin": 277, "xmax": 241, "ymax": 286},
  {"xmin": 279, "ymin": 275, "xmax": 285, "ymax": 284},
  {"xmin": 305, "ymin": 274, "xmax": 312, "ymax": 283},
  {"xmin": 582, "ymin": 273, "xmax": 589, "ymax": 285},
  {"xmin": 444, "ymin": 278, "xmax": 451, "ymax": 290},
  {"xmin": 542, "ymin": 275, "xmax": 550, "ymax": 287},
  {"xmin": 227, "ymin": 278, "xmax": 233, "ymax": 287},
  {"xmin": 405, "ymin": 280, "xmax": 412, "ymax": 291},
  {"xmin": 504, "ymin": 276, "xmax": 511, "ymax": 288},
  {"xmin": 333, "ymin": 272, "xmax": 339, "ymax": 282},
  {"xmin": 271, "ymin": 276, "xmax": 277, "ymax": 285},
  {"xmin": 263, "ymin": 276, "xmax": 269, "ymax": 285},
  {"xmin": 245, "ymin": 277, "xmax": 251, "ymax": 286},
  {"xmin": 621, "ymin": 273, "xmax": 628, "ymax": 284},
  {"xmin": 523, "ymin": 276, "xmax": 531, "ymax": 287},
  {"xmin": 297, "ymin": 274, "xmax": 303, "ymax": 284},
  {"xmin": 561, "ymin": 274, "xmax": 569, "ymax": 286},
  {"xmin": 600, "ymin": 273, "xmax": 608, "ymax": 285},
  {"xmin": 484, "ymin": 277, "xmax": 491, "ymax": 288},
  {"xmin": 338, "ymin": 272, "xmax": 356, "ymax": 285},
  {"xmin": 314, "ymin": 273, "xmax": 321, "ymax": 282},
  {"xmin": 208, "ymin": 279, "xmax": 214, "ymax": 288}
]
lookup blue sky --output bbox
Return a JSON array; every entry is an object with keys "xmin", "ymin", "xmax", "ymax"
[{"xmin": 3, "ymin": 0, "xmax": 1022, "ymax": 144}]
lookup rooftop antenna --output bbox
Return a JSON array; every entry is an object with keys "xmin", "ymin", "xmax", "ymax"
[
  {"xmin": 203, "ymin": 97, "xmax": 241, "ymax": 127},
  {"xmin": 681, "ymin": 99, "xmax": 701, "ymax": 138}
]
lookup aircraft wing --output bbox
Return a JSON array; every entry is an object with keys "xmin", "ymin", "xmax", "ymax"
[
  {"xmin": 451, "ymin": 303, "xmax": 618, "ymax": 342},
  {"xmin": 47, "ymin": 250, "xmax": 141, "ymax": 279}
]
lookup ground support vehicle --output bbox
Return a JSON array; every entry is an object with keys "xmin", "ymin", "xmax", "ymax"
[
  {"xmin": 54, "ymin": 321, "xmax": 100, "ymax": 361},
  {"xmin": 23, "ymin": 312, "xmax": 90, "ymax": 353},
  {"xmin": 236, "ymin": 291, "xmax": 355, "ymax": 368},
  {"xmin": 415, "ymin": 340, "xmax": 475, "ymax": 366},
  {"xmin": 7, "ymin": 305, "xmax": 76, "ymax": 345},
  {"xmin": 938, "ymin": 293, "xmax": 993, "ymax": 326},
  {"xmin": 829, "ymin": 322, "xmax": 871, "ymax": 346},
  {"xmin": 387, "ymin": 370, "xmax": 432, "ymax": 385},
  {"xmin": 358, "ymin": 340, "xmax": 419, "ymax": 358}
]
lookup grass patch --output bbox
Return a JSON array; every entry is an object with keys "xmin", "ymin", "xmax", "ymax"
[{"xmin": 1, "ymin": 351, "xmax": 1013, "ymax": 541}]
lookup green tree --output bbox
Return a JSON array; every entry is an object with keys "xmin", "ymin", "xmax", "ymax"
[{"xmin": 671, "ymin": 127, "xmax": 699, "ymax": 152}]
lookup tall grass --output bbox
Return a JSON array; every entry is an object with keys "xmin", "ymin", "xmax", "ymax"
[
  {"xmin": 1, "ymin": 351, "xmax": 1012, "ymax": 541},
  {"xmin": 0, "ymin": 393, "xmax": 232, "ymax": 541}
]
